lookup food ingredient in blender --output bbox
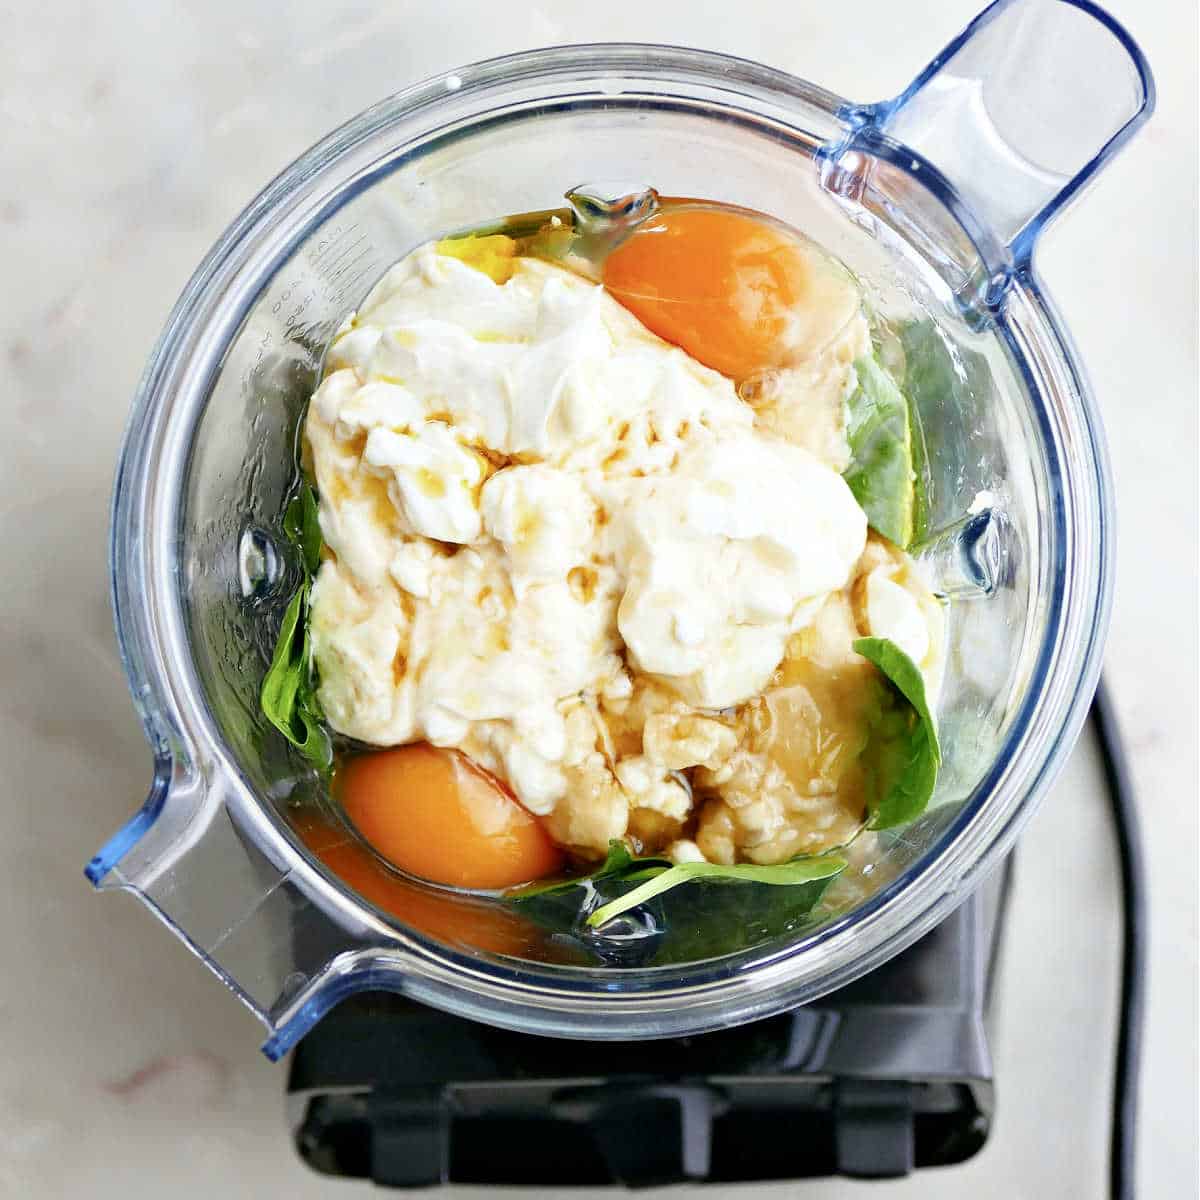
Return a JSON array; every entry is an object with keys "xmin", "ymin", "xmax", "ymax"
[
  {"xmin": 508, "ymin": 623, "xmax": 941, "ymax": 936},
  {"xmin": 604, "ymin": 207, "xmax": 919, "ymax": 548},
  {"xmin": 267, "ymin": 199, "xmax": 944, "ymax": 909},
  {"xmin": 504, "ymin": 836, "xmax": 849, "ymax": 960},
  {"xmin": 260, "ymin": 485, "xmax": 331, "ymax": 769},
  {"xmin": 843, "ymin": 356, "xmax": 917, "ymax": 548},
  {"xmin": 293, "ymin": 804, "xmax": 556, "ymax": 959},
  {"xmin": 851, "ymin": 636, "xmax": 940, "ymax": 829},
  {"xmin": 337, "ymin": 743, "xmax": 563, "ymax": 889},
  {"xmin": 602, "ymin": 207, "xmax": 861, "ymax": 381}
]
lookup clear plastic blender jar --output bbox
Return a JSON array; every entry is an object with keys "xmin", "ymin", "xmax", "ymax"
[{"xmin": 91, "ymin": 0, "xmax": 1153, "ymax": 1057}]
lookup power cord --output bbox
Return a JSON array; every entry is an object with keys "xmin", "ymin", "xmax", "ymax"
[{"xmin": 1091, "ymin": 676, "xmax": 1147, "ymax": 1200}]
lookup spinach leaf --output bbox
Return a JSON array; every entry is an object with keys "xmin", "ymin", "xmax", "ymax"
[
  {"xmin": 844, "ymin": 355, "xmax": 916, "ymax": 548},
  {"xmin": 898, "ymin": 318, "xmax": 999, "ymax": 544},
  {"xmin": 508, "ymin": 839, "xmax": 669, "ymax": 902},
  {"xmin": 508, "ymin": 839, "xmax": 845, "ymax": 961},
  {"xmin": 283, "ymin": 484, "xmax": 323, "ymax": 576},
  {"xmin": 261, "ymin": 587, "xmax": 305, "ymax": 730},
  {"xmin": 854, "ymin": 636, "xmax": 940, "ymax": 829},
  {"xmin": 640, "ymin": 872, "xmax": 841, "ymax": 965},
  {"xmin": 260, "ymin": 582, "xmax": 332, "ymax": 770},
  {"xmin": 586, "ymin": 854, "xmax": 847, "ymax": 929},
  {"xmin": 261, "ymin": 483, "xmax": 331, "ymax": 770}
]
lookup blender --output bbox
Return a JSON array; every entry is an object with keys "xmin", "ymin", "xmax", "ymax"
[{"xmin": 90, "ymin": 0, "xmax": 1153, "ymax": 1181}]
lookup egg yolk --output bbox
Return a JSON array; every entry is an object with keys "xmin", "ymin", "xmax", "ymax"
[
  {"xmin": 336, "ymin": 743, "xmax": 564, "ymax": 890},
  {"xmin": 603, "ymin": 206, "xmax": 836, "ymax": 381},
  {"xmin": 435, "ymin": 233, "xmax": 518, "ymax": 283},
  {"xmin": 293, "ymin": 806, "xmax": 552, "ymax": 958}
]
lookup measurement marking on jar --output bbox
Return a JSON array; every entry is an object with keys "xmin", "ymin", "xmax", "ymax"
[
  {"xmin": 319, "ymin": 233, "xmax": 370, "ymax": 275},
  {"xmin": 237, "ymin": 217, "xmax": 380, "ymax": 397},
  {"xmin": 243, "ymin": 327, "xmax": 274, "ymax": 389},
  {"xmin": 308, "ymin": 224, "xmax": 355, "ymax": 267},
  {"xmin": 328, "ymin": 246, "xmax": 374, "ymax": 288},
  {"xmin": 334, "ymin": 268, "xmax": 373, "ymax": 307}
]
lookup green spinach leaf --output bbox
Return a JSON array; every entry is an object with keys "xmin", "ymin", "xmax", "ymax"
[
  {"xmin": 261, "ymin": 582, "xmax": 332, "ymax": 770},
  {"xmin": 844, "ymin": 355, "xmax": 916, "ymax": 548},
  {"xmin": 898, "ymin": 318, "xmax": 999, "ymax": 545},
  {"xmin": 638, "ymin": 872, "xmax": 842, "ymax": 965},
  {"xmin": 261, "ymin": 483, "xmax": 331, "ymax": 770},
  {"xmin": 508, "ymin": 839, "xmax": 669, "ymax": 902},
  {"xmin": 505, "ymin": 841, "xmax": 658, "ymax": 945},
  {"xmin": 508, "ymin": 839, "xmax": 845, "ymax": 959},
  {"xmin": 283, "ymin": 484, "xmax": 323, "ymax": 576},
  {"xmin": 586, "ymin": 854, "xmax": 847, "ymax": 929},
  {"xmin": 854, "ymin": 636, "xmax": 940, "ymax": 829},
  {"xmin": 261, "ymin": 587, "xmax": 305, "ymax": 729}
]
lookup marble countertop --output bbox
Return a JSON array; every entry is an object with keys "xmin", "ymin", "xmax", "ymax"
[{"xmin": 2, "ymin": 1, "xmax": 1195, "ymax": 1196}]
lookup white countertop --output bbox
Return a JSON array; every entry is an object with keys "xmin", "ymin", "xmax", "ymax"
[{"xmin": 2, "ymin": 1, "xmax": 1195, "ymax": 1197}]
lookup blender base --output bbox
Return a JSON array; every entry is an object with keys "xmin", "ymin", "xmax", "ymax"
[{"xmin": 286, "ymin": 859, "xmax": 1010, "ymax": 1186}]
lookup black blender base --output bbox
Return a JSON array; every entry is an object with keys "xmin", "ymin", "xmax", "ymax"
[{"xmin": 287, "ymin": 861, "xmax": 1010, "ymax": 1187}]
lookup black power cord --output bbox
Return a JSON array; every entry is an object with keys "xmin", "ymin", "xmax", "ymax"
[{"xmin": 1091, "ymin": 676, "xmax": 1147, "ymax": 1200}]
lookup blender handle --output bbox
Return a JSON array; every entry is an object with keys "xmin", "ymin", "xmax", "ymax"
[
  {"xmin": 823, "ymin": 0, "xmax": 1154, "ymax": 308},
  {"xmin": 86, "ymin": 753, "xmax": 400, "ymax": 1056}
]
